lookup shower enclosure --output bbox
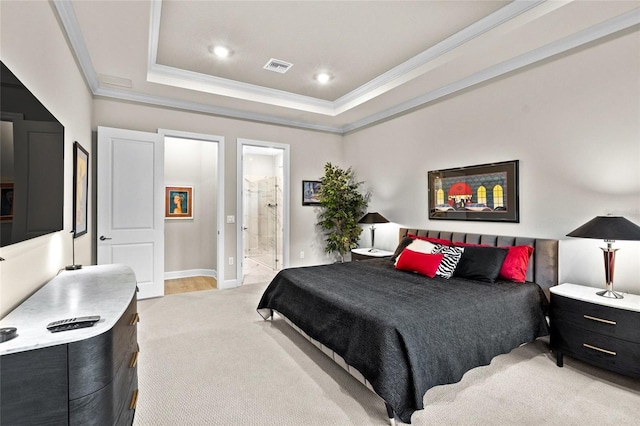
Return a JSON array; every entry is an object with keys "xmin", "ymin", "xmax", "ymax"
[{"xmin": 243, "ymin": 175, "xmax": 283, "ymax": 271}]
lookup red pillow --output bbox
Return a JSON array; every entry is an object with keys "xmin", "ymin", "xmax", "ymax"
[
  {"xmin": 498, "ymin": 245, "xmax": 534, "ymax": 283},
  {"xmin": 395, "ymin": 249, "xmax": 444, "ymax": 278},
  {"xmin": 453, "ymin": 242, "xmax": 487, "ymax": 247},
  {"xmin": 407, "ymin": 233, "xmax": 452, "ymax": 246}
]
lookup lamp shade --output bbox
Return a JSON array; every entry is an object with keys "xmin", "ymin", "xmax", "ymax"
[
  {"xmin": 566, "ymin": 216, "xmax": 640, "ymax": 241},
  {"xmin": 358, "ymin": 212, "xmax": 389, "ymax": 224}
]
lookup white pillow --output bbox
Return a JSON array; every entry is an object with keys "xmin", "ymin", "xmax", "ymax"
[
  {"xmin": 395, "ymin": 239, "xmax": 437, "ymax": 265},
  {"xmin": 405, "ymin": 239, "xmax": 437, "ymax": 254}
]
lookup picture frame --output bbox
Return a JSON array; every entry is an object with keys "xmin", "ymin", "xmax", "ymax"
[
  {"xmin": 72, "ymin": 142, "xmax": 89, "ymax": 237},
  {"xmin": 302, "ymin": 180, "xmax": 322, "ymax": 205},
  {"xmin": 428, "ymin": 160, "xmax": 519, "ymax": 223},
  {"xmin": 0, "ymin": 182, "xmax": 14, "ymax": 222},
  {"xmin": 165, "ymin": 186, "xmax": 193, "ymax": 219}
]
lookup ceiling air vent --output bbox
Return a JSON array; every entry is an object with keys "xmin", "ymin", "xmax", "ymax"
[{"xmin": 263, "ymin": 58, "xmax": 293, "ymax": 74}]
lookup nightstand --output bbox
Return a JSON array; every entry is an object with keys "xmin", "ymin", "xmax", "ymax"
[
  {"xmin": 549, "ymin": 283, "xmax": 640, "ymax": 378},
  {"xmin": 351, "ymin": 248, "xmax": 394, "ymax": 261}
]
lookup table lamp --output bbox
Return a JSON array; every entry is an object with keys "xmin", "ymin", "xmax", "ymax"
[
  {"xmin": 567, "ymin": 215, "xmax": 640, "ymax": 299},
  {"xmin": 358, "ymin": 212, "xmax": 389, "ymax": 251}
]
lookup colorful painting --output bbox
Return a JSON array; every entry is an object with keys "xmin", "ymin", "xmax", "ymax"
[
  {"xmin": 165, "ymin": 186, "xmax": 193, "ymax": 219},
  {"xmin": 428, "ymin": 160, "xmax": 519, "ymax": 222}
]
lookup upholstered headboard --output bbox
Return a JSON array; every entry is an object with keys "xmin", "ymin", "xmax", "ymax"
[{"xmin": 399, "ymin": 228, "xmax": 559, "ymax": 290}]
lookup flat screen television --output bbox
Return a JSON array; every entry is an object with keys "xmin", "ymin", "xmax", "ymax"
[{"xmin": 0, "ymin": 61, "xmax": 65, "ymax": 247}]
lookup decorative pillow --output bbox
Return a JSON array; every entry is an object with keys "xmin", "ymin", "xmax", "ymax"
[
  {"xmin": 405, "ymin": 239, "xmax": 437, "ymax": 254},
  {"xmin": 395, "ymin": 249, "xmax": 444, "ymax": 278},
  {"xmin": 407, "ymin": 233, "xmax": 452, "ymax": 246},
  {"xmin": 454, "ymin": 246, "xmax": 508, "ymax": 283},
  {"xmin": 499, "ymin": 245, "xmax": 534, "ymax": 283},
  {"xmin": 391, "ymin": 237, "xmax": 414, "ymax": 261},
  {"xmin": 395, "ymin": 239, "xmax": 438, "ymax": 264},
  {"xmin": 432, "ymin": 245, "xmax": 464, "ymax": 279}
]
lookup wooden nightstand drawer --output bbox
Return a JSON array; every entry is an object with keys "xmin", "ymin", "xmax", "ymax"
[
  {"xmin": 551, "ymin": 294, "xmax": 640, "ymax": 342},
  {"xmin": 551, "ymin": 320, "xmax": 640, "ymax": 378}
]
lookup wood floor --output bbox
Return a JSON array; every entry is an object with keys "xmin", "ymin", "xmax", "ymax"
[{"xmin": 164, "ymin": 276, "xmax": 217, "ymax": 295}]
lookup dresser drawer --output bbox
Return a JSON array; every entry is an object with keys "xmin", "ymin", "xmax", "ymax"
[
  {"xmin": 0, "ymin": 345, "xmax": 69, "ymax": 425},
  {"xmin": 69, "ymin": 295, "xmax": 138, "ymax": 398},
  {"xmin": 70, "ymin": 352, "xmax": 138, "ymax": 426},
  {"xmin": 550, "ymin": 294, "xmax": 640, "ymax": 342},
  {"xmin": 551, "ymin": 320, "xmax": 640, "ymax": 378}
]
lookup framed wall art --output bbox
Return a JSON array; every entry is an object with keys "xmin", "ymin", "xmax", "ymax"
[
  {"xmin": 73, "ymin": 142, "xmax": 89, "ymax": 237},
  {"xmin": 165, "ymin": 186, "xmax": 193, "ymax": 219},
  {"xmin": 428, "ymin": 160, "xmax": 519, "ymax": 222},
  {"xmin": 302, "ymin": 180, "xmax": 322, "ymax": 205}
]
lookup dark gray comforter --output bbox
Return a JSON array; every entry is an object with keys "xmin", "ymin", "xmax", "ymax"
[{"xmin": 257, "ymin": 258, "xmax": 549, "ymax": 423}]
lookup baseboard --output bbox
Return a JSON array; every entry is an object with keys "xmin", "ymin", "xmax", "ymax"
[
  {"xmin": 217, "ymin": 279, "xmax": 239, "ymax": 290},
  {"xmin": 164, "ymin": 269, "xmax": 217, "ymax": 280}
]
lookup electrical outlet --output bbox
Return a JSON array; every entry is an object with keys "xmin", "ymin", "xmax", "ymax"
[
  {"xmin": 299, "ymin": 251, "xmax": 305, "ymax": 259},
  {"xmin": 226, "ymin": 215, "xmax": 235, "ymax": 224},
  {"xmin": 228, "ymin": 257, "xmax": 234, "ymax": 265}
]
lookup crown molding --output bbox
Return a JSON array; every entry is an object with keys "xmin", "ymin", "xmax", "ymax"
[
  {"xmin": 51, "ymin": 0, "xmax": 99, "ymax": 92},
  {"xmin": 343, "ymin": 8, "xmax": 640, "ymax": 133},
  {"xmin": 332, "ymin": 0, "xmax": 547, "ymax": 114},
  {"xmin": 52, "ymin": 0, "xmax": 639, "ymax": 135},
  {"xmin": 146, "ymin": 0, "xmax": 549, "ymax": 115},
  {"xmin": 147, "ymin": 63, "xmax": 336, "ymax": 115},
  {"xmin": 92, "ymin": 86, "xmax": 345, "ymax": 134}
]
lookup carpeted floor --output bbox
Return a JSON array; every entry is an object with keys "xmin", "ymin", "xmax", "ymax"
[{"xmin": 133, "ymin": 281, "xmax": 640, "ymax": 425}]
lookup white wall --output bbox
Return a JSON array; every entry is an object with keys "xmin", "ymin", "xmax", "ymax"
[
  {"xmin": 344, "ymin": 30, "xmax": 640, "ymax": 294},
  {"xmin": 0, "ymin": 1, "xmax": 93, "ymax": 317}
]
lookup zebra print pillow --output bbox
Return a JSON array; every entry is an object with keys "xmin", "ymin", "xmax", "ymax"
[{"xmin": 432, "ymin": 244, "xmax": 464, "ymax": 279}]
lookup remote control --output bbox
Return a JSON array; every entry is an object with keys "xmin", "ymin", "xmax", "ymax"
[{"xmin": 46, "ymin": 315, "xmax": 100, "ymax": 333}]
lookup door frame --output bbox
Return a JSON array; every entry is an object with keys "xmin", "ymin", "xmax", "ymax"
[
  {"xmin": 159, "ymin": 129, "xmax": 226, "ymax": 287},
  {"xmin": 236, "ymin": 138, "xmax": 290, "ymax": 283}
]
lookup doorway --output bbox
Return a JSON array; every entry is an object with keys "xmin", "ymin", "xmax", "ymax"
[
  {"xmin": 238, "ymin": 139, "xmax": 289, "ymax": 285},
  {"xmin": 160, "ymin": 129, "xmax": 225, "ymax": 290}
]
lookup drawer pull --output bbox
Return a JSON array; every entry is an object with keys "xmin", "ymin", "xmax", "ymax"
[
  {"xmin": 583, "ymin": 314, "xmax": 616, "ymax": 325},
  {"xmin": 130, "ymin": 389, "xmax": 139, "ymax": 410},
  {"xmin": 583, "ymin": 343, "xmax": 616, "ymax": 356},
  {"xmin": 130, "ymin": 351, "xmax": 139, "ymax": 368},
  {"xmin": 130, "ymin": 313, "xmax": 139, "ymax": 325}
]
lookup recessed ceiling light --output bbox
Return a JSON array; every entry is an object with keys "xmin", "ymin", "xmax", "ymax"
[
  {"xmin": 213, "ymin": 45, "xmax": 231, "ymax": 58},
  {"xmin": 315, "ymin": 73, "xmax": 331, "ymax": 84}
]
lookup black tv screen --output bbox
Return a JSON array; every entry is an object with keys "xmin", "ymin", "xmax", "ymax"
[{"xmin": 1, "ymin": 61, "xmax": 64, "ymax": 247}]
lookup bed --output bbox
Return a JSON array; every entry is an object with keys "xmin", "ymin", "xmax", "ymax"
[{"xmin": 257, "ymin": 228, "xmax": 558, "ymax": 424}]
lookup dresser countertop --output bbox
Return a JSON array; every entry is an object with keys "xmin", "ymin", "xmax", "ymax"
[
  {"xmin": 0, "ymin": 264, "xmax": 137, "ymax": 356},
  {"xmin": 550, "ymin": 283, "xmax": 640, "ymax": 313}
]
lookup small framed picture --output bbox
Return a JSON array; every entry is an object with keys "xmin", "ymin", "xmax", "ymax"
[
  {"xmin": 165, "ymin": 186, "xmax": 193, "ymax": 219},
  {"xmin": 302, "ymin": 180, "xmax": 322, "ymax": 205}
]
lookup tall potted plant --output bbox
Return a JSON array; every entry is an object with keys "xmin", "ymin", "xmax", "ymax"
[{"xmin": 317, "ymin": 162, "xmax": 369, "ymax": 262}]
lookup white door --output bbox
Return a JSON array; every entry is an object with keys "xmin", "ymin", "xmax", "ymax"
[{"xmin": 97, "ymin": 126, "xmax": 164, "ymax": 299}]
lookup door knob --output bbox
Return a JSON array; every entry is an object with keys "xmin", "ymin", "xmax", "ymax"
[{"xmin": 100, "ymin": 236, "xmax": 112, "ymax": 241}]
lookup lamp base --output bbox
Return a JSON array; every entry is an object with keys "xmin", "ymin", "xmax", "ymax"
[
  {"xmin": 65, "ymin": 264, "xmax": 82, "ymax": 271},
  {"xmin": 596, "ymin": 289, "xmax": 623, "ymax": 299}
]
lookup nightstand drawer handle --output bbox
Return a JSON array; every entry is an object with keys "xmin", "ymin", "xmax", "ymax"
[
  {"xmin": 583, "ymin": 343, "xmax": 616, "ymax": 356},
  {"xmin": 583, "ymin": 315, "xmax": 616, "ymax": 325}
]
